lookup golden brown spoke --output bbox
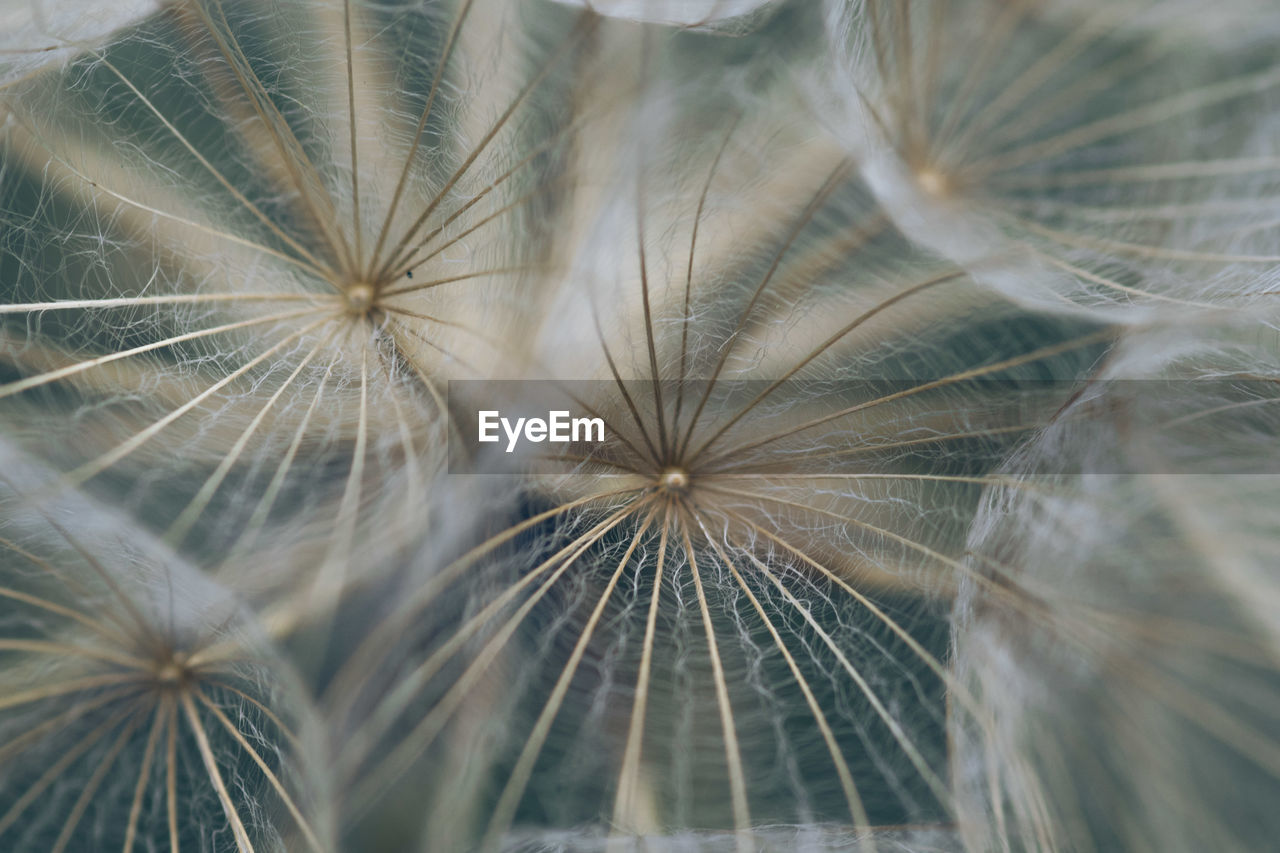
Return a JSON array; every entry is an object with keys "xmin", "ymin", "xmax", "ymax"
[
  {"xmin": 1031, "ymin": 251, "xmax": 1230, "ymax": 309},
  {"xmin": 201, "ymin": 679, "xmax": 302, "ymax": 752},
  {"xmin": 673, "ymin": 115, "xmax": 741, "ymax": 441},
  {"xmin": 378, "ymin": 264, "xmax": 538, "ymax": 298},
  {"xmin": 0, "ymin": 685, "xmax": 138, "ymax": 767},
  {"xmin": 677, "ymin": 158, "xmax": 854, "ymax": 461},
  {"xmin": 390, "ymin": 91, "xmax": 630, "ymax": 278},
  {"xmin": 97, "ymin": 58, "xmax": 335, "ymax": 277},
  {"xmin": 368, "ymin": 0, "xmax": 478, "ymax": 272},
  {"xmin": 612, "ymin": 503, "xmax": 672, "ymax": 837},
  {"xmin": 634, "ymin": 176, "xmax": 670, "ymax": 459},
  {"xmin": 1, "ymin": 306, "xmax": 328, "ymax": 402},
  {"xmin": 62, "ymin": 314, "xmax": 330, "ymax": 489},
  {"xmin": 548, "ymin": 378, "xmax": 654, "ymax": 469},
  {"xmin": 696, "ymin": 515, "xmax": 875, "ymax": 850},
  {"xmin": 592, "ymin": 300, "xmax": 664, "ymax": 468},
  {"xmin": 713, "ymin": 502, "xmax": 985, "ymax": 719},
  {"xmin": 0, "ymin": 638, "xmax": 147, "ymax": 668},
  {"xmin": 346, "ymin": 506, "xmax": 634, "ymax": 817},
  {"xmin": 0, "ymin": 701, "xmax": 137, "ymax": 837},
  {"xmin": 378, "ymin": 304, "xmax": 490, "ymax": 362},
  {"xmin": 0, "ymin": 582, "xmax": 132, "ymax": 648},
  {"xmin": 165, "ymin": 696, "xmax": 179, "ymax": 853},
  {"xmin": 974, "ymin": 63, "xmax": 1280, "ymax": 175},
  {"xmin": 0, "ymin": 672, "xmax": 143, "ymax": 712},
  {"xmin": 701, "ymin": 328, "xmax": 1114, "ymax": 467},
  {"xmin": 180, "ymin": 692, "xmax": 254, "ymax": 853},
  {"xmin": 389, "ymin": 301, "xmax": 651, "ymax": 466},
  {"xmin": 4, "ymin": 120, "xmax": 332, "ymax": 279},
  {"xmin": 343, "ymin": 0, "xmax": 363, "ymax": 269},
  {"xmin": 705, "ymin": 424, "xmax": 1038, "ymax": 475},
  {"xmin": 482, "ymin": 509, "xmax": 658, "ymax": 848},
  {"xmin": 200, "ymin": 0, "xmax": 354, "ymax": 274},
  {"xmin": 322, "ymin": 488, "xmax": 644, "ymax": 710},
  {"xmin": 374, "ymin": 13, "xmax": 596, "ymax": 282},
  {"xmin": 713, "ymin": 471, "xmax": 1012, "ymax": 485},
  {"xmin": 389, "ymin": 183, "xmax": 549, "ymax": 283},
  {"xmin": 52, "ymin": 705, "xmax": 145, "ymax": 853},
  {"xmin": 987, "ymin": 156, "xmax": 1280, "ymax": 190},
  {"xmin": 705, "ymin": 508, "xmax": 954, "ymax": 814},
  {"xmin": 0, "ymin": 293, "xmax": 322, "ymax": 315},
  {"xmin": 688, "ymin": 270, "xmax": 966, "ymax": 461},
  {"xmin": 373, "ymin": 14, "xmax": 591, "ymax": 279},
  {"xmin": 164, "ymin": 322, "xmax": 342, "ymax": 548},
  {"xmin": 195, "ymin": 687, "xmax": 324, "ymax": 853},
  {"xmin": 123, "ymin": 699, "xmax": 166, "ymax": 853},
  {"xmin": 680, "ymin": 523, "xmax": 752, "ymax": 848},
  {"xmin": 335, "ymin": 505, "xmax": 636, "ymax": 773},
  {"xmin": 1012, "ymin": 214, "xmax": 1280, "ymax": 264},
  {"xmin": 225, "ymin": 347, "xmax": 339, "ymax": 562}
]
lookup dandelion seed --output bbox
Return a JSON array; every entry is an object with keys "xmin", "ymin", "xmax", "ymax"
[
  {"xmin": 333, "ymin": 75, "xmax": 1115, "ymax": 850},
  {"xmin": 822, "ymin": 0, "xmax": 1280, "ymax": 315},
  {"xmin": 956, "ymin": 308, "xmax": 1280, "ymax": 851},
  {"xmin": 0, "ymin": 447, "xmax": 331, "ymax": 852},
  {"xmin": 0, "ymin": 0, "xmax": 599, "ymax": 603}
]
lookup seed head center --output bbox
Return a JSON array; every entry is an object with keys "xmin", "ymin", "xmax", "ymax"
[
  {"xmin": 659, "ymin": 467, "xmax": 690, "ymax": 492},
  {"xmin": 344, "ymin": 282, "xmax": 376, "ymax": 315},
  {"xmin": 916, "ymin": 166, "xmax": 951, "ymax": 198},
  {"xmin": 153, "ymin": 653, "xmax": 190, "ymax": 688}
]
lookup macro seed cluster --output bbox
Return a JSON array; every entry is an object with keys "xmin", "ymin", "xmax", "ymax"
[{"xmin": 1, "ymin": 1, "xmax": 1278, "ymax": 851}]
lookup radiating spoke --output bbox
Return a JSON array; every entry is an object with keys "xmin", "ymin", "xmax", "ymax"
[
  {"xmin": 196, "ymin": 686, "xmax": 323, "ymax": 853},
  {"xmin": 680, "ymin": 522, "xmax": 752, "ymax": 848},
  {"xmin": 122, "ymin": 700, "xmax": 166, "ymax": 853},
  {"xmin": 97, "ymin": 57, "xmax": 333, "ymax": 276},
  {"xmin": 1, "ymin": 306, "xmax": 325, "ymax": 402},
  {"xmin": 701, "ymin": 329, "xmax": 1113, "ymax": 467},
  {"xmin": 62, "ymin": 314, "xmax": 330, "ymax": 489},
  {"xmin": 706, "ymin": 507, "xmax": 953, "ymax": 814},
  {"xmin": 374, "ymin": 13, "xmax": 596, "ymax": 282},
  {"xmin": 52, "ymin": 707, "xmax": 144, "ymax": 853},
  {"xmin": 322, "ymin": 488, "xmax": 644, "ymax": 711},
  {"xmin": 180, "ymin": 692, "xmax": 254, "ymax": 853},
  {"xmin": 482, "ymin": 509, "xmax": 657, "ymax": 847},
  {"xmin": 164, "ymin": 322, "xmax": 342, "ymax": 548},
  {"xmin": 0, "ymin": 702, "xmax": 137, "ymax": 838},
  {"xmin": 346, "ymin": 505, "xmax": 634, "ymax": 818},
  {"xmin": 612, "ymin": 503, "xmax": 672, "ymax": 837},
  {"xmin": 337, "ymin": 505, "xmax": 636, "ymax": 781},
  {"xmin": 368, "ymin": 0, "xmax": 479, "ymax": 273},
  {"xmin": 677, "ymin": 159, "xmax": 854, "ymax": 461},
  {"xmin": 696, "ymin": 514, "xmax": 875, "ymax": 851},
  {"xmin": 687, "ymin": 270, "xmax": 966, "ymax": 461}
]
